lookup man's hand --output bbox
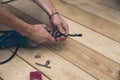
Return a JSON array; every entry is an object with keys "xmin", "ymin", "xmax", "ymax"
[
  {"xmin": 49, "ymin": 14, "xmax": 69, "ymax": 41},
  {"xmin": 32, "ymin": 0, "xmax": 69, "ymax": 41},
  {"xmin": 27, "ymin": 24, "xmax": 56, "ymax": 44}
]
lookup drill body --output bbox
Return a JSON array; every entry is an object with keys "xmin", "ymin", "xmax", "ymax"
[{"xmin": 0, "ymin": 30, "xmax": 82, "ymax": 48}]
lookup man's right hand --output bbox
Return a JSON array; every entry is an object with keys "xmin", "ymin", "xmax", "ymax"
[
  {"xmin": 0, "ymin": 5, "xmax": 55, "ymax": 45},
  {"xmin": 26, "ymin": 24, "xmax": 56, "ymax": 44}
]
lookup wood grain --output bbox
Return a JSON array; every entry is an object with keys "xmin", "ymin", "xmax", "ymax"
[
  {"xmin": 62, "ymin": 16, "xmax": 120, "ymax": 64},
  {"xmin": 62, "ymin": 0, "xmax": 120, "ymax": 25},
  {"xmin": 8, "ymin": 0, "xmax": 120, "ymax": 66},
  {"xmin": 8, "ymin": 0, "xmax": 51, "ymax": 26},
  {"xmin": 5, "ymin": 3, "xmax": 120, "ymax": 80},
  {"xmin": 46, "ymin": 38, "xmax": 120, "ymax": 80},
  {"xmin": 0, "ymin": 49, "xmax": 49, "ymax": 80},
  {"xmin": 8, "ymin": 0, "xmax": 120, "ymax": 43},
  {"xmin": 93, "ymin": 0, "xmax": 120, "ymax": 11},
  {"xmin": 11, "ymin": 47, "xmax": 96, "ymax": 80},
  {"xmin": 51, "ymin": 0, "xmax": 120, "ymax": 43}
]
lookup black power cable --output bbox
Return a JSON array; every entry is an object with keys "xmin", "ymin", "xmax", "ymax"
[
  {"xmin": 0, "ymin": 45, "xmax": 20, "ymax": 65},
  {"xmin": 0, "ymin": 0, "xmax": 17, "ymax": 4}
]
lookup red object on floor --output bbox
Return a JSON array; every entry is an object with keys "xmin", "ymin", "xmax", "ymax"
[{"xmin": 30, "ymin": 71, "xmax": 42, "ymax": 80}]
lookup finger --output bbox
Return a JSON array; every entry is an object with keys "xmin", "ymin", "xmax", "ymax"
[
  {"xmin": 62, "ymin": 23, "xmax": 69, "ymax": 34},
  {"xmin": 48, "ymin": 35, "xmax": 56, "ymax": 44},
  {"xmin": 57, "ymin": 23, "xmax": 65, "ymax": 34},
  {"xmin": 45, "ymin": 26, "xmax": 53, "ymax": 31},
  {"xmin": 56, "ymin": 37, "xmax": 61, "ymax": 41},
  {"xmin": 59, "ymin": 36, "xmax": 66, "ymax": 41},
  {"xmin": 42, "ymin": 40, "xmax": 49, "ymax": 45}
]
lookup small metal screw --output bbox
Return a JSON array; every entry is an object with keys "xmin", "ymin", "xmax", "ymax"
[{"xmin": 45, "ymin": 60, "xmax": 50, "ymax": 66}]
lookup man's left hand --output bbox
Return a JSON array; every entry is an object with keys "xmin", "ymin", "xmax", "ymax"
[{"xmin": 49, "ymin": 14, "xmax": 69, "ymax": 41}]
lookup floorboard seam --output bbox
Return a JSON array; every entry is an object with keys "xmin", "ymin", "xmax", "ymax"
[{"xmin": 7, "ymin": 48, "xmax": 51, "ymax": 80}]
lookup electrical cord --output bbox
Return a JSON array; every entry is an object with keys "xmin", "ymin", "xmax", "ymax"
[
  {"xmin": 0, "ymin": 45, "xmax": 20, "ymax": 65},
  {"xmin": 0, "ymin": 0, "xmax": 17, "ymax": 4}
]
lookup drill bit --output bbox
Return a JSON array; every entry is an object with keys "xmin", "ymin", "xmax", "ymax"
[
  {"xmin": 64, "ymin": 34, "xmax": 82, "ymax": 37},
  {"xmin": 49, "ymin": 30, "xmax": 82, "ymax": 38}
]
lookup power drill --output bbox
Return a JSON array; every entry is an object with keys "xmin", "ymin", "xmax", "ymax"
[
  {"xmin": 0, "ymin": 30, "xmax": 82, "ymax": 48},
  {"xmin": 0, "ymin": 30, "xmax": 82, "ymax": 64}
]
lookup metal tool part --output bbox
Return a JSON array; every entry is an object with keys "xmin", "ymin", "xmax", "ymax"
[
  {"xmin": 49, "ymin": 30, "xmax": 82, "ymax": 38},
  {"xmin": 66, "ymin": 34, "xmax": 82, "ymax": 37},
  {"xmin": 35, "ymin": 60, "xmax": 51, "ymax": 69},
  {"xmin": 0, "ymin": 30, "xmax": 82, "ymax": 49},
  {"xmin": 0, "ymin": 30, "xmax": 82, "ymax": 65},
  {"xmin": 45, "ymin": 60, "xmax": 50, "ymax": 66}
]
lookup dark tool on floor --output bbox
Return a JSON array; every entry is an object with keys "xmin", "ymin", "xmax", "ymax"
[
  {"xmin": 30, "ymin": 71, "xmax": 42, "ymax": 80},
  {"xmin": 0, "ymin": 30, "xmax": 82, "ymax": 65},
  {"xmin": 35, "ymin": 60, "xmax": 51, "ymax": 69}
]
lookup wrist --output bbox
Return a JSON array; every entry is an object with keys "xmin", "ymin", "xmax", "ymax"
[
  {"xmin": 49, "ymin": 12, "xmax": 59, "ymax": 20},
  {"xmin": 17, "ymin": 24, "xmax": 33, "ymax": 37}
]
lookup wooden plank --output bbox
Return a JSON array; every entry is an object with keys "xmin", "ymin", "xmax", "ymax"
[
  {"xmin": 7, "ymin": 0, "xmax": 120, "ymax": 65},
  {"xmin": 0, "ymin": 49, "xmax": 49, "ymax": 80},
  {"xmin": 0, "ymin": 5, "xmax": 96, "ymax": 80},
  {"xmin": 3, "ymin": 4, "xmax": 41, "ymax": 24},
  {"xmin": 62, "ymin": 16, "xmax": 120, "ymax": 64},
  {"xmin": 8, "ymin": 0, "xmax": 51, "ymax": 26},
  {"xmin": 93, "ymin": 0, "xmax": 120, "ymax": 11},
  {"xmin": 51, "ymin": 0, "xmax": 120, "ymax": 43},
  {"xmin": 8, "ymin": 0, "xmax": 120, "ymax": 44},
  {"xmin": 62, "ymin": 0, "xmax": 120, "ymax": 25},
  {"xmin": 5, "ymin": 3, "xmax": 120, "ymax": 80},
  {"xmin": 46, "ymin": 38, "xmax": 120, "ymax": 80},
  {"xmin": 11, "ymin": 47, "xmax": 96, "ymax": 80}
]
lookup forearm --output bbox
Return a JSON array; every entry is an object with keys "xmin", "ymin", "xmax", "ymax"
[
  {"xmin": 32, "ymin": 0, "xmax": 57, "ymax": 16},
  {"xmin": 0, "ymin": 4, "xmax": 31, "ymax": 35}
]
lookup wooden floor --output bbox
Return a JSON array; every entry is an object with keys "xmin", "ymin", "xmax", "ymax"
[{"xmin": 0, "ymin": 0, "xmax": 120, "ymax": 80}]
